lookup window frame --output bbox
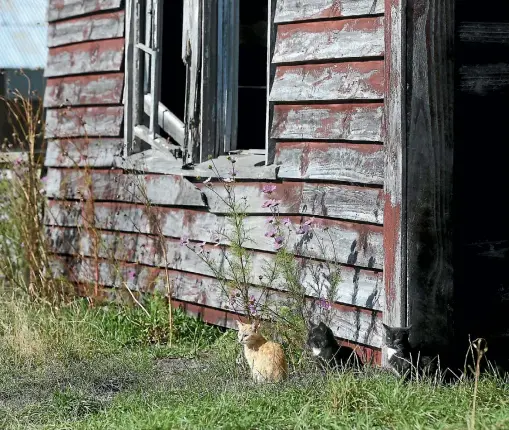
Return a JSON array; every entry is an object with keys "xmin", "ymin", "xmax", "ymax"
[{"xmin": 124, "ymin": 0, "xmax": 275, "ymax": 173}]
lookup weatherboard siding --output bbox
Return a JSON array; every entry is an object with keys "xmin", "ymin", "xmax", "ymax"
[{"xmin": 43, "ymin": 0, "xmax": 386, "ymax": 358}]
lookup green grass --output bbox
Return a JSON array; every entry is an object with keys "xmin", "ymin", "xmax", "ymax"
[{"xmin": 1, "ymin": 291, "xmax": 508, "ymax": 430}]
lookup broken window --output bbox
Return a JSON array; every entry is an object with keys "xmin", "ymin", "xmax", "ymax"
[{"xmin": 124, "ymin": 0, "xmax": 271, "ymax": 171}]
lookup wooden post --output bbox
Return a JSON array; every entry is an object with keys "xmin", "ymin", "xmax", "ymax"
[
  {"xmin": 384, "ymin": 0, "xmax": 455, "ymax": 361},
  {"xmin": 383, "ymin": 0, "xmax": 407, "ymax": 364},
  {"xmin": 405, "ymin": 0, "xmax": 455, "ymax": 350}
]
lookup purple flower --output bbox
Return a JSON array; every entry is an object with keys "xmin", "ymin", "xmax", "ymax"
[
  {"xmin": 249, "ymin": 304, "xmax": 257, "ymax": 316},
  {"xmin": 318, "ymin": 297, "xmax": 332, "ymax": 311},
  {"xmin": 128, "ymin": 270, "xmax": 136, "ymax": 281},
  {"xmin": 14, "ymin": 157, "xmax": 22, "ymax": 166},
  {"xmin": 282, "ymin": 218, "xmax": 291, "ymax": 226},
  {"xmin": 249, "ymin": 295, "xmax": 256, "ymax": 304},
  {"xmin": 262, "ymin": 199, "xmax": 279, "ymax": 208},
  {"xmin": 265, "ymin": 227, "xmax": 276, "ymax": 238},
  {"xmin": 180, "ymin": 236, "xmax": 189, "ymax": 246},
  {"xmin": 297, "ymin": 219, "xmax": 313, "ymax": 235},
  {"xmin": 262, "ymin": 184, "xmax": 277, "ymax": 194},
  {"xmin": 265, "ymin": 217, "xmax": 275, "ymax": 225},
  {"xmin": 274, "ymin": 236, "xmax": 284, "ymax": 250},
  {"xmin": 40, "ymin": 176, "xmax": 47, "ymax": 183}
]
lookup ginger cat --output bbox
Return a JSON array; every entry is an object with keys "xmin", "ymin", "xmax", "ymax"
[{"xmin": 236, "ymin": 320, "xmax": 288, "ymax": 383}]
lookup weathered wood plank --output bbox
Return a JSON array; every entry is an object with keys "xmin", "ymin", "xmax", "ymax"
[
  {"xmin": 271, "ymin": 104, "xmax": 383, "ymax": 141},
  {"xmin": 459, "ymin": 64, "xmax": 509, "ymax": 95},
  {"xmin": 45, "ymin": 168, "xmax": 205, "ymax": 207},
  {"xmin": 459, "ymin": 22, "xmax": 509, "ymax": 44},
  {"xmin": 382, "ymin": 0, "xmax": 406, "ymax": 355},
  {"xmin": 405, "ymin": 0, "xmax": 455, "ymax": 350},
  {"xmin": 44, "ymin": 74, "xmax": 124, "ymax": 107},
  {"xmin": 48, "ymin": 0, "xmax": 122, "ymax": 22},
  {"xmin": 45, "ymin": 201, "xmax": 384, "ymax": 269},
  {"xmin": 275, "ymin": 142, "xmax": 384, "ymax": 184},
  {"xmin": 275, "ymin": 0, "xmax": 384, "ymax": 23},
  {"xmin": 44, "ymin": 169, "xmax": 384, "ymax": 224},
  {"xmin": 273, "ymin": 17, "xmax": 384, "ymax": 64},
  {"xmin": 45, "ymin": 39, "xmax": 125, "ymax": 77},
  {"xmin": 45, "ymin": 107, "xmax": 124, "ymax": 138},
  {"xmin": 123, "ymin": 149, "xmax": 278, "ymax": 179},
  {"xmin": 45, "ymin": 139, "xmax": 123, "ymax": 168},
  {"xmin": 47, "ymin": 228, "xmax": 383, "ymax": 311},
  {"xmin": 201, "ymin": 181, "xmax": 384, "ymax": 224},
  {"xmin": 50, "ymin": 255, "xmax": 382, "ymax": 346},
  {"xmin": 48, "ymin": 11, "xmax": 125, "ymax": 47},
  {"xmin": 270, "ymin": 61, "xmax": 384, "ymax": 102}
]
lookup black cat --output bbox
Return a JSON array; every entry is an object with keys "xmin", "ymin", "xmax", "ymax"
[
  {"xmin": 383, "ymin": 323, "xmax": 441, "ymax": 380},
  {"xmin": 307, "ymin": 321, "xmax": 361, "ymax": 370}
]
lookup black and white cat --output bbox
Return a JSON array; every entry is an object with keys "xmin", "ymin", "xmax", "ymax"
[
  {"xmin": 307, "ymin": 321, "xmax": 361, "ymax": 370},
  {"xmin": 383, "ymin": 323, "xmax": 440, "ymax": 379}
]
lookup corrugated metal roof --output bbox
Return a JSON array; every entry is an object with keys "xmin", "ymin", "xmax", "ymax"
[{"xmin": 0, "ymin": 0, "xmax": 48, "ymax": 69}]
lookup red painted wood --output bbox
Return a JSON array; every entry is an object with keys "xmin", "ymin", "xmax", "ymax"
[
  {"xmin": 274, "ymin": 0, "xmax": 384, "ymax": 23},
  {"xmin": 275, "ymin": 141, "xmax": 384, "ymax": 184},
  {"xmin": 45, "ymin": 200, "xmax": 384, "ymax": 268},
  {"xmin": 48, "ymin": 0, "xmax": 122, "ymax": 22},
  {"xmin": 45, "ymin": 106, "xmax": 124, "ymax": 138},
  {"xmin": 273, "ymin": 17, "xmax": 385, "ymax": 63},
  {"xmin": 46, "ymin": 39, "xmax": 125, "ymax": 77},
  {"xmin": 48, "ymin": 11, "xmax": 125, "ymax": 47},
  {"xmin": 44, "ymin": 73, "xmax": 124, "ymax": 107},
  {"xmin": 271, "ymin": 61, "xmax": 385, "ymax": 102},
  {"xmin": 45, "ymin": 139, "xmax": 123, "ymax": 167},
  {"xmin": 271, "ymin": 103, "xmax": 384, "ymax": 142}
]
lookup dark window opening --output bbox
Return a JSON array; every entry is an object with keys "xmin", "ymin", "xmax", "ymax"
[
  {"xmin": 161, "ymin": 1, "xmax": 186, "ymax": 123},
  {"xmin": 237, "ymin": 2, "xmax": 267, "ymax": 150}
]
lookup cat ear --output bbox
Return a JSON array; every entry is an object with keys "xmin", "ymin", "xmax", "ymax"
[
  {"xmin": 251, "ymin": 320, "xmax": 260, "ymax": 332},
  {"xmin": 309, "ymin": 320, "xmax": 317, "ymax": 329},
  {"xmin": 382, "ymin": 323, "xmax": 390, "ymax": 331},
  {"xmin": 403, "ymin": 325, "xmax": 412, "ymax": 331},
  {"xmin": 318, "ymin": 322, "xmax": 327, "ymax": 330},
  {"xmin": 236, "ymin": 320, "xmax": 242, "ymax": 328}
]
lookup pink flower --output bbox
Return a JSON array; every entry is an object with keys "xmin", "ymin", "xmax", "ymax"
[
  {"xmin": 262, "ymin": 184, "xmax": 277, "ymax": 194},
  {"xmin": 14, "ymin": 157, "xmax": 22, "ymax": 166},
  {"xmin": 180, "ymin": 236, "xmax": 189, "ymax": 246},
  {"xmin": 128, "ymin": 270, "xmax": 136, "ymax": 281},
  {"xmin": 265, "ymin": 217, "xmax": 275, "ymax": 224},
  {"xmin": 40, "ymin": 176, "xmax": 47, "ymax": 183},
  {"xmin": 282, "ymin": 218, "xmax": 291, "ymax": 226}
]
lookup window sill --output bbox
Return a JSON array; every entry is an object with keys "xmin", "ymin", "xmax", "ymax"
[{"xmin": 121, "ymin": 149, "xmax": 278, "ymax": 180}]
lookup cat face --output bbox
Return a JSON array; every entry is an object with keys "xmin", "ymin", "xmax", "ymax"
[
  {"xmin": 307, "ymin": 321, "xmax": 334, "ymax": 351},
  {"xmin": 382, "ymin": 323, "xmax": 412, "ymax": 349},
  {"xmin": 236, "ymin": 320, "xmax": 260, "ymax": 346}
]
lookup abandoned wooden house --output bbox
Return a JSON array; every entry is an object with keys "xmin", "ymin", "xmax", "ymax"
[{"xmin": 42, "ymin": 0, "xmax": 509, "ymax": 366}]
